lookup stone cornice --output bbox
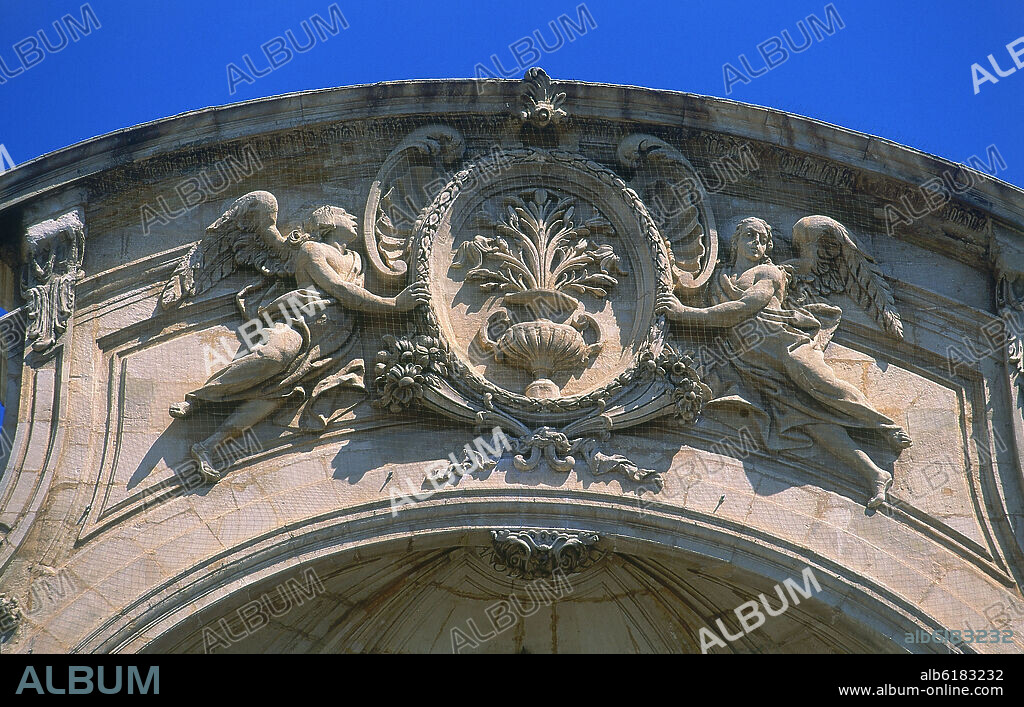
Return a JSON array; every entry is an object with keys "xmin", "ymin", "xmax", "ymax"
[{"xmin": 0, "ymin": 78, "xmax": 1021, "ymax": 232}]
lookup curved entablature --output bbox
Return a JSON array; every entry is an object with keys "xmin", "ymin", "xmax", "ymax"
[{"xmin": 0, "ymin": 70, "xmax": 1022, "ymax": 654}]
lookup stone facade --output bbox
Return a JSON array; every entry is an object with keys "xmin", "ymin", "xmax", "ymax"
[{"xmin": 0, "ymin": 71, "xmax": 1022, "ymax": 654}]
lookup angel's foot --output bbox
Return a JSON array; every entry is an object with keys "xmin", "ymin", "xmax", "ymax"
[
  {"xmin": 169, "ymin": 401, "xmax": 193, "ymax": 419},
  {"xmin": 882, "ymin": 426, "xmax": 912, "ymax": 452},
  {"xmin": 190, "ymin": 443, "xmax": 220, "ymax": 484},
  {"xmin": 866, "ymin": 473, "xmax": 893, "ymax": 509}
]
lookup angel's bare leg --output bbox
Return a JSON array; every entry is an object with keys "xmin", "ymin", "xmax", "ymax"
[
  {"xmin": 179, "ymin": 324, "xmax": 303, "ymax": 482},
  {"xmin": 803, "ymin": 422, "xmax": 892, "ymax": 508},
  {"xmin": 784, "ymin": 345, "xmax": 912, "ymax": 449},
  {"xmin": 191, "ymin": 399, "xmax": 280, "ymax": 482}
]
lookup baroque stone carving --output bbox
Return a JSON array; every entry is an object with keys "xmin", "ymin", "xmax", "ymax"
[
  {"xmin": 154, "ymin": 99, "xmax": 914, "ymax": 506},
  {"xmin": 22, "ymin": 209, "xmax": 85, "ymax": 353},
  {"xmin": 488, "ymin": 529, "xmax": 599, "ymax": 579},
  {"xmin": 618, "ymin": 134, "xmax": 718, "ymax": 293},
  {"xmin": 992, "ymin": 235, "xmax": 1024, "ymax": 381},
  {"xmin": 454, "ymin": 187, "xmax": 625, "ymax": 397},
  {"xmin": 373, "ymin": 333, "xmax": 448, "ymax": 413},
  {"xmin": 159, "ymin": 190, "xmax": 429, "ymax": 482},
  {"xmin": 363, "ymin": 125, "xmax": 466, "ymax": 287},
  {"xmin": 518, "ymin": 67, "xmax": 567, "ymax": 128},
  {"xmin": 0, "ymin": 593, "xmax": 21, "ymax": 635},
  {"xmin": 381, "ymin": 143, "xmax": 713, "ymax": 488},
  {"xmin": 656, "ymin": 215, "xmax": 911, "ymax": 508}
]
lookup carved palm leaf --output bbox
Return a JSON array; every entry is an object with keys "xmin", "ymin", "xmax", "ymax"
[
  {"xmin": 362, "ymin": 125, "xmax": 466, "ymax": 287},
  {"xmin": 617, "ymin": 134, "xmax": 718, "ymax": 294}
]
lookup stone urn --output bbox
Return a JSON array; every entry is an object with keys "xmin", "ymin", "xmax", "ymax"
[{"xmin": 477, "ymin": 308, "xmax": 602, "ymax": 399}]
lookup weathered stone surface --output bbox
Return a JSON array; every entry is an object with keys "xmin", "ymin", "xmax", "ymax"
[{"xmin": 0, "ymin": 70, "xmax": 1022, "ymax": 654}]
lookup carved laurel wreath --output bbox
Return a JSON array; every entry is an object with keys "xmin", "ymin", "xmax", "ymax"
[{"xmin": 411, "ymin": 147, "xmax": 675, "ymax": 417}]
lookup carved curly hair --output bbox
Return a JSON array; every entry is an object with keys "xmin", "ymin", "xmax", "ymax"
[
  {"xmin": 728, "ymin": 216, "xmax": 774, "ymax": 265},
  {"xmin": 286, "ymin": 205, "xmax": 359, "ymax": 248}
]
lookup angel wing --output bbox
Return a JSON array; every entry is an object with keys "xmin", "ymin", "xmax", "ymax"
[
  {"xmin": 785, "ymin": 215, "xmax": 903, "ymax": 340},
  {"xmin": 159, "ymin": 191, "xmax": 295, "ymax": 310}
]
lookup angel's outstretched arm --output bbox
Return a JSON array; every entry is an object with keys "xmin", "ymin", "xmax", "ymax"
[
  {"xmin": 656, "ymin": 278, "xmax": 774, "ymax": 327},
  {"xmin": 298, "ymin": 245, "xmax": 427, "ymax": 313}
]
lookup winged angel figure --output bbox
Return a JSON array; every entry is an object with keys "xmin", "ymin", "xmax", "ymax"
[
  {"xmin": 160, "ymin": 190, "xmax": 427, "ymax": 482},
  {"xmin": 656, "ymin": 215, "xmax": 910, "ymax": 508}
]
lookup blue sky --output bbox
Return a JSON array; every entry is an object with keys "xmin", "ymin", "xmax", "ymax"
[{"xmin": 0, "ymin": 0, "xmax": 1020, "ymax": 186}]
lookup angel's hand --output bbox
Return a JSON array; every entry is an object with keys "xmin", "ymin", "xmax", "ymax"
[
  {"xmin": 655, "ymin": 292, "xmax": 689, "ymax": 320},
  {"xmin": 394, "ymin": 282, "xmax": 431, "ymax": 311}
]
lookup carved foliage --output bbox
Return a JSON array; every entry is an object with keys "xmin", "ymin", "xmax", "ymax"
[
  {"xmin": 413, "ymin": 147, "xmax": 674, "ymax": 416},
  {"xmin": 363, "ymin": 125, "xmax": 466, "ymax": 286},
  {"xmin": 518, "ymin": 68, "xmax": 567, "ymax": 128},
  {"xmin": 618, "ymin": 134, "xmax": 718, "ymax": 292},
  {"xmin": 453, "ymin": 188, "xmax": 624, "ymax": 299},
  {"xmin": 454, "ymin": 187, "xmax": 626, "ymax": 398},
  {"xmin": 489, "ymin": 529, "xmax": 599, "ymax": 579}
]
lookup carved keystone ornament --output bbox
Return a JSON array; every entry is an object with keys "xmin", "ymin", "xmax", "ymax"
[{"xmin": 488, "ymin": 529, "xmax": 600, "ymax": 579}]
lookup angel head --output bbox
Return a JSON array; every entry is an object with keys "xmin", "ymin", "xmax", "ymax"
[
  {"xmin": 729, "ymin": 217, "xmax": 774, "ymax": 266},
  {"xmin": 287, "ymin": 205, "xmax": 359, "ymax": 250}
]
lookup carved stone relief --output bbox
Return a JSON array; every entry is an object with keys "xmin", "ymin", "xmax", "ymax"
[
  {"xmin": 992, "ymin": 234, "xmax": 1024, "ymax": 384},
  {"xmin": 0, "ymin": 593, "xmax": 21, "ymax": 636},
  {"xmin": 21, "ymin": 209, "xmax": 85, "ymax": 354},
  {"xmin": 488, "ymin": 529, "xmax": 600, "ymax": 579},
  {"xmin": 151, "ymin": 70, "xmax": 916, "ymax": 508},
  {"xmin": 159, "ymin": 190, "xmax": 428, "ymax": 482},
  {"xmin": 657, "ymin": 215, "xmax": 911, "ymax": 508},
  {"xmin": 454, "ymin": 187, "xmax": 625, "ymax": 398},
  {"xmin": 518, "ymin": 67, "xmax": 567, "ymax": 128},
  {"xmin": 4, "ymin": 70, "xmax": 1024, "ymax": 657}
]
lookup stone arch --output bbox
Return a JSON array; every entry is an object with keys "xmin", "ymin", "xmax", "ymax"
[{"xmin": 76, "ymin": 498, "xmax": 944, "ymax": 654}]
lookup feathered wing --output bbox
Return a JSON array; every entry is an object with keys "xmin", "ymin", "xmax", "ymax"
[
  {"xmin": 786, "ymin": 215, "xmax": 903, "ymax": 340},
  {"xmin": 159, "ymin": 191, "xmax": 294, "ymax": 310}
]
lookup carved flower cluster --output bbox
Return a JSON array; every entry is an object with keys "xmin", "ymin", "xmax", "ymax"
[
  {"xmin": 0, "ymin": 593, "xmax": 21, "ymax": 634},
  {"xmin": 671, "ymin": 376, "xmax": 705, "ymax": 424},
  {"xmin": 373, "ymin": 334, "xmax": 448, "ymax": 413},
  {"xmin": 642, "ymin": 348, "xmax": 710, "ymax": 424}
]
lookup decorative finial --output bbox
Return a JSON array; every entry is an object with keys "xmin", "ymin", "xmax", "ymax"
[{"xmin": 518, "ymin": 68, "xmax": 567, "ymax": 128}]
